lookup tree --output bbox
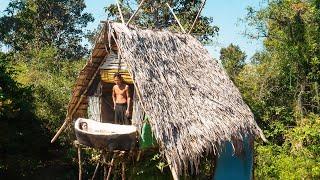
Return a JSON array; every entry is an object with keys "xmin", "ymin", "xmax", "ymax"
[
  {"xmin": 219, "ymin": 43, "xmax": 246, "ymax": 81},
  {"xmin": 240, "ymin": 0, "xmax": 320, "ymax": 178},
  {"xmin": 0, "ymin": 0, "xmax": 94, "ymax": 59},
  {"xmin": 244, "ymin": 0, "xmax": 320, "ymax": 117},
  {"xmin": 0, "ymin": 52, "xmax": 33, "ymax": 119},
  {"xmin": 105, "ymin": 0, "xmax": 219, "ymax": 44}
]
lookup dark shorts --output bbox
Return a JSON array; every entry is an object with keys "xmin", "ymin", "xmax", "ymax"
[{"xmin": 114, "ymin": 103, "xmax": 131, "ymax": 125}]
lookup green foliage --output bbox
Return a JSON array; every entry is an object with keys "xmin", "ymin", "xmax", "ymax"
[
  {"xmin": 105, "ymin": 0, "xmax": 219, "ymax": 44},
  {"xmin": 0, "ymin": 0, "xmax": 94, "ymax": 59},
  {"xmin": 220, "ymin": 43, "xmax": 246, "ymax": 81},
  {"xmin": 230, "ymin": 0, "xmax": 320, "ymax": 178},
  {"xmin": 255, "ymin": 114, "xmax": 320, "ymax": 179},
  {"xmin": 0, "ymin": 52, "xmax": 33, "ymax": 119},
  {"xmin": 0, "ymin": 52, "xmax": 53, "ymax": 177},
  {"xmin": 1, "ymin": 47, "xmax": 85, "ymax": 177},
  {"xmin": 12, "ymin": 46, "xmax": 86, "ymax": 144},
  {"xmin": 0, "ymin": 1, "xmax": 91, "ymax": 178},
  {"xmin": 244, "ymin": 0, "xmax": 320, "ymax": 117}
]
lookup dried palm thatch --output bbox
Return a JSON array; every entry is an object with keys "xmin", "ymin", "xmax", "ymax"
[
  {"xmin": 54, "ymin": 21, "xmax": 265, "ymax": 176},
  {"xmin": 110, "ymin": 22, "xmax": 265, "ymax": 175}
]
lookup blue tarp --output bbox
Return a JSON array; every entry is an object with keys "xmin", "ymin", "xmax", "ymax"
[{"xmin": 213, "ymin": 137, "xmax": 253, "ymax": 180}]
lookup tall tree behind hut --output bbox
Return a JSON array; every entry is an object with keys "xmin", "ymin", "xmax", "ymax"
[
  {"xmin": 105, "ymin": 0, "xmax": 219, "ymax": 44},
  {"xmin": 237, "ymin": 0, "xmax": 320, "ymax": 178},
  {"xmin": 243, "ymin": 0, "xmax": 320, "ymax": 122},
  {"xmin": 219, "ymin": 43, "xmax": 246, "ymax": 82},
  {"xmin": 0, "ymin": 0, "xmax": 94, "ymax": 59}
]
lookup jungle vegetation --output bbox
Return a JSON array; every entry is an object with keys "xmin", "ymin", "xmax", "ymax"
[{"xmin": 0, "ymin": 0, "xmax": 319, "ymax": 179}]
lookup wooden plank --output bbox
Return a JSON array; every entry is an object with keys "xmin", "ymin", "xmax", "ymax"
[
  {"xmin": 100, "ymin": 51, "xmax": 108, "ymax": 58},
  {"xmin": 77, "ymin": 79, "xmax": 90, "ymax": 86},
  {"xmin": 91, "ymin": 63, "xmax": 101, "ymax": 69},
  {"xmin": 101, "ymin": 70, "xmax": 131, "ymax": 74},
  {"xmin": 92, "ymin": 57, "xmax": 103, "ymax": 63},
  {"xmin": 79, "ymin": 104, "xmax": 88, "ymax": 110},
  {"xmin": 92, "ymin": 49, "xmax": 99, "ymax": 57},
  {"xmin": 96, "ymin": 49, "xmax": 104, "ymax": 57},
  {"xmin": 111, "ymin": 45, "xmax": 118, "ymax": 51},
  {"xmin": 78, "ymin": 73, "xmax": 87, "ymax": 79},
  {"xmin": 69, "ymin": 97, "xmax": 78, "ymax": 103},
  {"xmin": 83, "ymin": 64, "xmax": 96, "ymax": 71},
  {"xmin": 102, "ymin": 65, "xmax": 128, "ymax": 70}
]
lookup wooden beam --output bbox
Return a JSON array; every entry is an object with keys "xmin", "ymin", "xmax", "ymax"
[
  {"xmin": 166, "ymin": 3, "xmax": 186, "ymax": 33},
  {"xmin": 189, "ymin": 0, "xmax": 207, "ymax": 34},
  {"xmin": 126, "ymin": 0, "xmax": 146, "ymax": 26}
]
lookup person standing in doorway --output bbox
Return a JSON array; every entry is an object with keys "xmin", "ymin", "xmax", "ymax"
[{"xmin": 112, "ymin": 73, "xmax": 131, "ymax": 125}]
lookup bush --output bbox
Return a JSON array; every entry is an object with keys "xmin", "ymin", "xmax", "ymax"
[{"xmin": 255, "ymin": 114, "xmax": 320, "ymax": 179}]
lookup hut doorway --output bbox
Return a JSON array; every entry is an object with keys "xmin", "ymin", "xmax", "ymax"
[
  {"xmin": 87, "ymin": 51, "xmax": 138, "ymax": 125},
  {"xmin": 100, "ymin": 82, "xmax": 135, "ymax": 124}
]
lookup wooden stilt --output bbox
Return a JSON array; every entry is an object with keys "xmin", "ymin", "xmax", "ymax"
[
  {"xmin": 119, "ymin": 151, "xmax": 126, "ymax": 180},
  {"xmin": 103, "ymin": 151, "xmax": 108, "ymax": 180},
  {"xmin": 121, "ymin": 162, "xmax": 126, "ymax": 180},
  {"xmin": 107, "ymin": 152, "xmax": 117, "ymax": 180},
  {"xmin": 136, "ymin": 150, "xmax": 142, "ymax": 161},
  {"xmin": 91, "ymin": 161, "xmax": 100, "ymax": 180},
  {"xmin": 78, "ymin": 146, "xmax": 82, "ymax": 180}
]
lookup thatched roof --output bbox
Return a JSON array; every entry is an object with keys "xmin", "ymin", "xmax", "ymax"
[{"xmin": 65, "ymin": 21, "xmax": 265, "ymax": 175}]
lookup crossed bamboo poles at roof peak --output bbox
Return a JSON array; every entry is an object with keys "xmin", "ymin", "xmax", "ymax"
[{"xmin": 116, "ymin": 0, "xmax": 207, "ymax": 34}]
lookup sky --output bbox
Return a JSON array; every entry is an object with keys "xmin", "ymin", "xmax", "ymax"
[{"xmin": 0, "ymin": 0, "xmax": 265, "ymax": 60}]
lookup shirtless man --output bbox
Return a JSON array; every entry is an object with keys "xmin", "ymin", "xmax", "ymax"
[{"xmin": 112, "ymin": 73, "xmax": 131, "ymax": 125}]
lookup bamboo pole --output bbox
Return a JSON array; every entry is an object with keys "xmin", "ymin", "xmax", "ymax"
[
  {"xmin": 116, "ymin": 0, "xmax": 125, "ymax": 24},
  {"xmin": 188, "ymin": 0, "xmax": 207, "ymax": 34},
  {"xmin": 78, "ymin": 146, "xmax": 82, "ymax": 180},
  {"xmin": 166, "ymin": 3, "xmax": 186, "ymax": 33},
  {"xmin": 166, "ymin": 157, "xmax": 179, "ymax": 180},
  {"xmin": 126, "ymin": 0, "xmax": 146, "ymax": 26},
  {"xmin": 51, "ymin": 118, "xmax": 69, "ymax": 143}
]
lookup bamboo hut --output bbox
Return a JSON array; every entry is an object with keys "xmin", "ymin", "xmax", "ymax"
[{"xmin": 51, "ymin": 21, "xmax": 265, "ymax": 179}]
